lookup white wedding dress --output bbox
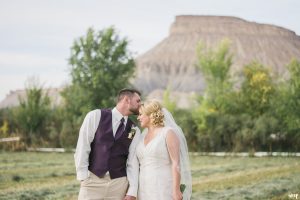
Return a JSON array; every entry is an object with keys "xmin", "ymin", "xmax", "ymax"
[{"xmin": 136, "ymin": 127, "xmax": 173, "ymax": 200}]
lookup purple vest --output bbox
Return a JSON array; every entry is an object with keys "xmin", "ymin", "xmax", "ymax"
[{"xmin": 88, "ymin": 109, "xmax": 134, "ymax": 179}]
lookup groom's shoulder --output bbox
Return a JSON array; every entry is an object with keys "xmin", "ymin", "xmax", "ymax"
[
  {"xmin": 84, "ymin": 109, "xmax": 102, "ymax": 118},
  {"xmin": 88, "ymin": 108, "xmax": 101, "ymax": 114},
  {"xmin": 99, "ymin": 108, "xmax": 112, "ymax": 114},
  {"xmin": 89, "ymin": 108, "xmax": 113, "ymax": 114}
]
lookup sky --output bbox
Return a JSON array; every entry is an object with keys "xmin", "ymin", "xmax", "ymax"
[{"xmin": 0, "ymin": 0, "xmax": 300, "ymax": 101}]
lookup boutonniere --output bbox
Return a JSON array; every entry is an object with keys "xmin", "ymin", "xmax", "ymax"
[
  {"xmin": 128, "ymin": 127, "xmax": 136, "ymax": 139},
  {"xmin": 180, "ymin": 184, "xmax": 186, "ymax": 193}
]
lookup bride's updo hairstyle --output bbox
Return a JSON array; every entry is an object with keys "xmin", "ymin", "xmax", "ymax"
[{"xmin": 140, "ymin": 100, "xmax": 164, "ymax": 127}]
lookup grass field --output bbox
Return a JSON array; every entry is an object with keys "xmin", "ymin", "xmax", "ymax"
[{"xmin": 0, "ymin": 152, "xmax": 299, "ymax": 200}]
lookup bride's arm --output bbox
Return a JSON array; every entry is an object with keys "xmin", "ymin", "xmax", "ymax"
[{"xmin": 166, "ymin": 129, "xmax": 183, "ymax": 200}]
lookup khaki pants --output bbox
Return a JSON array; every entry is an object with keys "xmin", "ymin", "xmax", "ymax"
[{"xmin": 78, "ymin": 172, "xmax": 129, "ymax": 200}]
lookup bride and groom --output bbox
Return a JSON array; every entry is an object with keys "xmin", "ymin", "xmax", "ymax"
[{"xmin": 74, "ymin": 88, "xmax": 192, "ymax": 200}]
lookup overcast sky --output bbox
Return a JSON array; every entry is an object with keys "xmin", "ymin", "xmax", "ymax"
[{"xmin": 0, "ymin": 0, "xmax": 299, "ymax": 101}]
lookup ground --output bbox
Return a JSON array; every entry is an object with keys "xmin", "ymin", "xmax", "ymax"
[{"xmin": 0, "ymin": 152, "xmax": 299, "ymax": 200}]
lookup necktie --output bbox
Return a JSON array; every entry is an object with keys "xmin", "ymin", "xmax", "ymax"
[{"xmin": 115, "ymin": 118, "xmax": 125, "ymax": 139}]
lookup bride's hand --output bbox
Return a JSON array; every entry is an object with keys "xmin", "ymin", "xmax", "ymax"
[
  {"xmin": 173, "ymin": 189, "xmax": 183, "ymax": 200},
  {"xmin": 123, "ymin": 195, "xmax": 136, "ymax": 200}
]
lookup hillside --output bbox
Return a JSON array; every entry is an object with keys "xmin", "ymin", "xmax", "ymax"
[{"xmin": 133, "ymin": 15, "xmax": 300, "ymax": 107}]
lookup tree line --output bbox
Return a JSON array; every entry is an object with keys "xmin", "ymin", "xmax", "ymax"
[{"xmin": 0, "ymin": 28, "xmax": 299, "ymax": 153}]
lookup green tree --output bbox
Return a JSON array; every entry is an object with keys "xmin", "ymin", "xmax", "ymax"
[
  {"xmin": 162, "ymin": 87, "xmax": 177, "ymax": 114},
  {"xmin": 193, "ymin": 39, "xmax": 235, "ymax": 151},
  {"xmin": 61, "ymin": 27, "xmax": 135, "ymax": 147},
  {"xmin": 173, "ymin": 108, "xmax": 199, "ymax": 151},
  {"xmin": 285, "ymin": 59, "xmax": 300, "ymax": 130},
  {"xmin": 230, "ymin": 62, "xmax": 277, "ymax": 152},
  {"xmin": 271, "ymin": 59, "xmax": 300, "ymax": 151},
  {"xmin": 196, "ymin": 39, "xmax": 233, "ymax": 112},
  {"xmin": 14, "ymin": 78, "xmax": 51, "ymax": 146},
  {"xmin": 62, "ymin": 27, "xmax": 135, "ymax": 117},
  {"xmin": 238, "ymin": 62, "xmax": 275, "ymax": 117},
  {"xmin": 0, "ymin": 108, "xmax": 12, "ymax": 138}
]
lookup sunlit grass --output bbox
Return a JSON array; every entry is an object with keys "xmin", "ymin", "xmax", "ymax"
[{"xmin": 0, "ymin": 152, "xmax": 299, "ymax": 199}]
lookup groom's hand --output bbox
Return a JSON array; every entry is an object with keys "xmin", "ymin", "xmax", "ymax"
[{"xmin": 123, "ymin": 195, "xmax": 136, "ymax": 200}]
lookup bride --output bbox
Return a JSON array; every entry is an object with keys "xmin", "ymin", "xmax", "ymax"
[{"xmin": 135, "ymin": 100, "xmax": 192, "ymax": 200}]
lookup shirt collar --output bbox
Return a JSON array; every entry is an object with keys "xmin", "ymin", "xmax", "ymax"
[{"xmin": 112, "ymin": 107, "xmax": 128, "ymax": 123}]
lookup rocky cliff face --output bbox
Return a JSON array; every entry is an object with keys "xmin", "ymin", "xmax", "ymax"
[{"xmin": 133, "ymin": 15, "xmax": 300, "ymax": 106}]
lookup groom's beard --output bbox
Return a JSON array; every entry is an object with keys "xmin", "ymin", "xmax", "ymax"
[{"xmin": 129, "ymin": 107, "xmax": 139, "ymax": 115}]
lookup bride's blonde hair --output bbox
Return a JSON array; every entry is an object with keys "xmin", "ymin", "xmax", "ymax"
[{"xmin": 140, "ymin": 100, "xmax": 164, "ymax": 127}]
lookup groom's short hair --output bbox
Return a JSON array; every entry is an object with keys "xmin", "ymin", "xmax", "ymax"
[{"xmin": 117, "ymin": 88, "xmax": 141, "ymax": 102}]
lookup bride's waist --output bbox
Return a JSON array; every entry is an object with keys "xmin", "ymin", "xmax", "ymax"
[
  {"xmin": 140, "ymin": 164, "xmax": 172, "ymax": 176},
  {"xmin": 140, "ymin": 161, "xmax": 171, "ymax": 170}
]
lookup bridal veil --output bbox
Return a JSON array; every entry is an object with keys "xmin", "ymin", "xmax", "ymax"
[{"xmin": 162, "ymin": 108, "xmax": 192, "ymax": 200}]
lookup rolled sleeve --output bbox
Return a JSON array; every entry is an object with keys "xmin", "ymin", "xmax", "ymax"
[{"xmin": 74, "ymin": 109, "xmax": 101, "ymax": 181}]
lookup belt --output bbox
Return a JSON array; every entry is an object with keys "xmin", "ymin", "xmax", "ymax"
[
  {"xmin": 98, "ymin": 171, "xmax": 110, "ymax": 178},
  {"xmin": 104, "ymin": 171, "xmax": 110, "ymax": 176},
  {"xmin": 88, "ymin": 171, "xmax": 110, "ymax": 178}
]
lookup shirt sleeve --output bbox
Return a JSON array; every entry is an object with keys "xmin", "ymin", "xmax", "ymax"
[
  {"xmin": 74, "ymin": 109, "xmax": 101, "ymax": 181},
  {"xmin": 126, "ymin": 127, "xmax": 141, "ymax": 197}
]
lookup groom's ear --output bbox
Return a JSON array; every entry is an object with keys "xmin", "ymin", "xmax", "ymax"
[{"xmin": 124, "ymin": 96, "xmax": 130, "ymax": 104}]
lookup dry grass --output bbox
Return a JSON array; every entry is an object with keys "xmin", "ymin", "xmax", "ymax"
[
  {"xmin": 190, "ymin": 155, "xmax": 300, "ymax": 199},
  {"xmin": 0, "ymin": 152, "xmax": 299, "ymax": 199}
]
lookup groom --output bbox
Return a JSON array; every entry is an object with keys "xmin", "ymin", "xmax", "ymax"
[{"xmin": 74, "ymin": 88, "xmax": 141, "ymax": 200}]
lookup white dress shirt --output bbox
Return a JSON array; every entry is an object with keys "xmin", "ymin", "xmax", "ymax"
[{"xmin": 74, "ymin": 107, "xmax": 141, "ymax": 197}]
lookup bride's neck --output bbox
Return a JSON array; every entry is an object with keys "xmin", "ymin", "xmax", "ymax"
[{"xmin": 148, "ymin": 125, "xmax": 163, "ymax": 133}]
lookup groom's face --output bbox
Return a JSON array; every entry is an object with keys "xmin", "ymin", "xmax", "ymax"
[{"xmin": 128, "ymin": 93, "xmax": 141, "ymax": 115}]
